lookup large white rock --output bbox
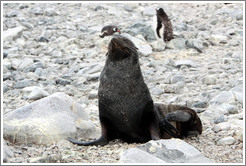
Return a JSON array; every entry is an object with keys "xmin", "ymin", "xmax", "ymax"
[{"xmin": 3, "ymin": 92, "xmax": 96, "ymax": 145}]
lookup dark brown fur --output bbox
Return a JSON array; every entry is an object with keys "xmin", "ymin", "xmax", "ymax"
[
  {"xmin": 156, "ymin": 8, "xmax": 174, "ymax": 42},
  {"xmin": 68, "ymin": 35, "xmax": 160, "ymax": 146},
  {"xmin": 68, "ymin": 36, "xmax": 202, "ymax": 146}
]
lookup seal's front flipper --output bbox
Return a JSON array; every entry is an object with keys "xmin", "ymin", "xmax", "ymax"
[
  {"xmin": 159, "ymin": 110, "xmax": 192, "ymax": 138},
  {"xmin": 159, "ymin": 118, "xmax": 180, "ymax": 138}
]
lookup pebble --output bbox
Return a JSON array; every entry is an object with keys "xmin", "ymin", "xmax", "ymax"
[
  {"xmin": 3, "ymin": 26, "xmax": 23, "ymax": 41},
  {"xmin": 166, "ymin": 38, "xmax": 186, "ymax": 50},
  {"xmin": 55, "ymin": 78, "xmax": 71, "ymax": 86},
  {"xmin": 212, "ymin": 122, "xmax": 230, "ymax": 133},
  {"xmin": 28, "ymin": 87, "xmax": 50, "ymax": 100},
  {"xmin": 217, "ymin": 137, "xmax": 236, "ymax": 146},
  {"xmin": 201, "ymin": 75, "xmax": 217, "ymax": 85}
]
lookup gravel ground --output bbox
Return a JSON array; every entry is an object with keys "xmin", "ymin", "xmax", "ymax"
[{"xmin": 2, "ymin": 2, "xmax": 244, "ymax": 163}]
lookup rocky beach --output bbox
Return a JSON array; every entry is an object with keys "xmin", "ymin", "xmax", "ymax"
[{"xmin": 2, "ymin": 2, "xmax": 244, "ymax": 163}]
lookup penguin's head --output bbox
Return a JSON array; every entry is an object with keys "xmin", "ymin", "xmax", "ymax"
[
  {"xmin": 156, "ymin": 7, "xmax": 166, "ymax": 16},
  {"xmin": 113, "ymin": 27, "xmax": 121, "ymax": 34}
]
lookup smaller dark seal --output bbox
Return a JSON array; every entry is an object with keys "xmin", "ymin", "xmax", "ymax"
[
  {"xmin": 154, "ymin": 103, "xmax": 202, "ymax": 139},
  {"xmin": 156, "ymin": 7, "xmax": 174, "ymax": 42},
  {"xmin": 99, "ymin": 25, "xmax": 121, "ymax": 38}
]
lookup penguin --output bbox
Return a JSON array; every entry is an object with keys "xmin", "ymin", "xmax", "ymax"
[
  {"xmin": 99, "ymin": 25, "xmax": 121, "ymax": 38},
  {"xmin": 155, "ymin": 7, "xmax": 174, "ymax": 42}
]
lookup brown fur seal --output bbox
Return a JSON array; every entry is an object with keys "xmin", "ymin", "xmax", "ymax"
[
  {"xmin": 69, "ymin": 35, "xmax": 160, "ymax": 146},
  {"xmin": 154, "ymin": 103, "xmax": 202, "ymax": 139},
  {"xmin": 99, "ymin": 25, "xmax": 121, "ymax": 38},
  {"xmin": 68, "ymin": 36, "xmax": 202, "ymax": 146},
  {"xmin": 156, "ymin": 7, "xmax": 174, "ymax": 42}
]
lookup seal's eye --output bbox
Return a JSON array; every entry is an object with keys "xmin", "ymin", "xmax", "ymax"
[{"xmin": 113, "ymin": 28, "xmax": 117, "ymax": 32}]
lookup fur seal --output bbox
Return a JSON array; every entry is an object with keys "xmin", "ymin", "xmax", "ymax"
[
  {"xmin": 68, "ymin": 36, "xmax": 202, "ymax": 146},
  {"xmin": 69, "ymin": 35, "xmax": 160, "ymax": 146},
  {"xmin": 99, "ymin": 25, "xmax": 121, "ymax": 38},
  {"xmin": 154, "ymin": 103, "xmax": 202, "ymax": 138},
  {"xmin": 155, "ymin": 7, "xmax": 174, "ymax": 42}
]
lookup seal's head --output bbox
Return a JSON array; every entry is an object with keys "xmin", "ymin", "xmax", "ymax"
[{"xmin": 107, "ymin": 35, "xmax": 138, "ymax": 61}]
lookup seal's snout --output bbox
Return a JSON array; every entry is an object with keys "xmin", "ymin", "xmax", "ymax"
[{"xmin": 110, "ymin": 36, "xmax": 123, "ymax": 49}]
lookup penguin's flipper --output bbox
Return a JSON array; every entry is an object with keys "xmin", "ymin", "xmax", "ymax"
[{"xmin": 156, "ymin": 17, "xmax": 162, "ymax": 38}]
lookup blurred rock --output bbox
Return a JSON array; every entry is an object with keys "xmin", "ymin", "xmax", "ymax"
[
  {"xmin": 3, "ymin": 140, "xmax": 14, "ymax": 162},
  {"xmin": 217, "ymin": 136, "xmax": 236, "ymax": 146},
  {"xmin": 28, "ymin": 87, "xmax": 50, "ymax": 100},
  {"xmin": 3, "ymin": 26, "xmax": 23, "ymax": 41},
  {"xmin": 166, "ymin": 38, "xmax": 186, "ymax": 49},
  {"xmin": 3, "ymin": 92, "xmax": 96, "ymax": 145}
]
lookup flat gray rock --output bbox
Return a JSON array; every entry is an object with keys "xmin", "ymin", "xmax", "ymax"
[{"xmin": 120, "ymin": 139, "xmax": 214, "ymax": 163}]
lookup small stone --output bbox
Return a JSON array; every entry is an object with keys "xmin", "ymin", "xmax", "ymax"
[
  {"xmin": 25, "ymin": 62, "xmax": 45, "ymax": 72},
  {"xmin": 212, "ymin": 122, "xmax": 230, "ymax": 133},
  {"xmin": 3, "ymin": 51, "xmax": 8, "ymax": 58},
  {"xmin": 170, "ymin": 75, "xmax": 185, "ymax": 84},
  {"xmin": 230, "ymin": 84, "xmax": 243, "ymax": 104},
  {"xmin": 87, "ymin": 72, "xmax": 100, "ymax": 81},
  {"xmin": 210, "ymin": 35, "xmax": 227, "ymax": 45},
  {"xmin": 18, "ymin": 58, "xmax": 34, "ymax": 69},
  {"xmin": 151, "ymin": 88, "xmax": 164, "ymax": 95},
  {"xmin": 3, "ymin": 26, "xmax": 23, "ymax": 41},
  {"xmin": 88, "ymin": 90, "xmax": 98, "ymax": 99},
  {"xmin": 201, "ymin": 75, "xmax": 217, "ymax": 85},
  {"xmin": 192, "ymin": 101, "xmax": 207, "ymax": 108},
  {"xmin": 186, "ymin": 39, "xmax": 203, "ymax": 53},
  {"xmin": 209, "ymin": 91, "xmax": 235, "ymax": 105},
  {"xmin": 210, "ymin": 19, "xmax": 219, "ymax": 25},
  {"xmin": 217, "ymin": 136, "xmax": 236, "ymax": 146},
  {"xmin": 221, "ymin": 103, "xmax": 238, "ymax": 114},
  {"xmin": 15, "ymin": 79, "xmax": 36, "ymax": 89},
  {"xmin": 56, "ymin": 78, "xmax": 71, "ymax": 86},
  {"xmin": 3, "ymin": 140, "xmax": 14, "ymax": 162},
  {"xmin": 38, "ymin": 36, "xmax": 49, "ymax": 42},
  {"xmin": 166, "ymin": 38, "xmax": 186, "ymax": 50},
  {"xmin": 150, "ymin": 41, "xmax": 165, "ymax": 52},
  {"xmin": 6, "ymin": 11, "xmax": 19, "ymax": 18},
  {"xmin": 28, "ymin": 87, "xmax": 50, "ymax": 100},
  {"xmin": 44, "ymin": 8, "xmax": 57, "ymax": 16},
  {"xmin": 175, "ymin": 59, "xmax": 197, "ymax": 68},
  {"xmin": 213, "ymin": 115, "xmax": 228, "ymax": 124}
]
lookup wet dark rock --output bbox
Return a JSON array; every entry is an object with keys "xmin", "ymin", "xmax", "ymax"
[
  {"xmin": 56, "ymin": 78, "xmax": 71, "ymax": 86},
  {"xmin": 192, "ymin": 101, "xmax": 208, "ymax": 108}
]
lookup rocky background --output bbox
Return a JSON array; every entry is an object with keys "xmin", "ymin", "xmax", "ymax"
[{"xmin": 2, "ymin": 2, "xmax": 244, "ymax": 163}]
